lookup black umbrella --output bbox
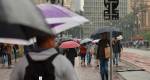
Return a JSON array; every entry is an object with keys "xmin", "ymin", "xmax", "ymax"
[
  {"xmin": 0, "ymin": 0, "xmax": 54, "ymax": 44},
  {"xmin": 91, "ymin": 26, "xmax": 121, "ymax": 39}
]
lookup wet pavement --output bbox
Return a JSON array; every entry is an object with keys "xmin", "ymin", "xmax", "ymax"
[
  {"xmin": 117, "ymin": 48, "xmax": 150, "ymax": 80},
  {"xmin": 0, "ymin": 63, "xmax": 13, "ymax": 80},
  {"xmin": 1, "ymin": 48, "xmax": 150, "ymax": 80},
  {"xmin": 122, "ymin": 48, "xmax": 150, "ymax": 72},
  {"xmin": 0, "ymin": 56, "xmax": 122, "ymax": 80}
]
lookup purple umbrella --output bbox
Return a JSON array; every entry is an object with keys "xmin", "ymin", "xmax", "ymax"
[{"xmin": 38, "ymin": 4, "xmax": 89, "ymax": 34}]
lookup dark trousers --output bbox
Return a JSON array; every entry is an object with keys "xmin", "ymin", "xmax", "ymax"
[
  {"xmin": 1, "ymin": 54, "xmax": 6, "ymax": 64},
  {"xmin": 113, "ymin": 53, "xmax": 119, "ymax": 65},
  {"xmin": 100, "ymin": 58, "xmax": 108, "ymax": 80},
  {"xmin": 14, "ymin": 52, "xmax": 18, "ymax": 62},
  {"xmin": 7, "ymin": 54, "xmax": 12, "ymax": 66}
]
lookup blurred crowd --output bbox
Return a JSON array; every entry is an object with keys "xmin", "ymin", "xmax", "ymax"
[
  {"xmin": 0, "ymin": 44, "xmax": 19, "ymax": 68},
  {"xmin": 123, "ymin": 40, "xmax": 149, "ymax": 48}
]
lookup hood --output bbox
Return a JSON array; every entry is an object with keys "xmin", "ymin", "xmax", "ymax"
[{"xmin": 29, "ymin": 48, "xmax": 57, "ymax": 61}]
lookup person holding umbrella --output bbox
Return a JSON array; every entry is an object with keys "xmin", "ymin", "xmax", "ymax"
[
  {"xmin": 11, "ymin": 35, "xmax": 79, "ymax": 80},
  {"xmin": 59, "ymin": 40, "xmax": 80, "ymax": 66},
  {"xmin": 97, "ymin": 32, "xmax": 110, "ymax": 80},
  {"xmin": 112, "ymin": 38, "xmax": 120, "ymax": 66},
  {"xmin": 0, "ymin": 0, "xmax": 78, "ymax": 80}
]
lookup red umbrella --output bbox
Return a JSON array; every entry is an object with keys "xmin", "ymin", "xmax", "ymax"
[{"xmin": 59, "ymin": 41, "xmax": 80, "ymax": 48}]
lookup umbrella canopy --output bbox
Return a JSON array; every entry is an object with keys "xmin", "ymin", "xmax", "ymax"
[
  {"xmin": 59, "ymin": 41, "xmax": 80, "ymax": 48},
  {"xmin": 80, "ymin": 38, "xmax": 92, "ymax": 44},
  {"xmin": 91, "ymin": 26, "xmax": 121, "ymax": 39},
  {"xmin": 0, "ymin": 0, "xmax": 54, "ymax": 45},
  {"xmin": 0, "ymin": 38, "xmax": 36, "ymax": 45},
  {"xmin": 38, "ymin": 4, "xmax": 89, "ymax": 34}
]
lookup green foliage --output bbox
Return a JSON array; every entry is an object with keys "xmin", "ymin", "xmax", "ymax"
[{"xmin": 141, "ymin": 31, "xmax": 150, "ymax": 42}]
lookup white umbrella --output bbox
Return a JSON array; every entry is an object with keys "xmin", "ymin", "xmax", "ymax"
[
  {"xmin": 117, "ymin": 35, "xmax": 123, "ymax": 40},
  {"xmin": 0, "ymin": 38, "xmax": 36, "ymax": 45},
  {"xmin": 80, "ymin": 38, "xmax": 92, "ymax": 44},
  {"xmin": 92, "ymin": 39, "xmax": 100, "ymax": 43}
]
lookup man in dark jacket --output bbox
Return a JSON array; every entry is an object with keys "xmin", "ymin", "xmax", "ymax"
[
  {"xmin": 112, "ymin": 38, "xmax": 120, "ymax": 66},
  {"xmin": 97, "ymin": 32, "xmax": 109, "ymax": 80}
]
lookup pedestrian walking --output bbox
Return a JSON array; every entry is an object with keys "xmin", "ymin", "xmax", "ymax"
[
  {"xmin": 65, "ymin": 48, "xmax": 77, "ymax": 66},
  {"xmin": 118, "ymin": 40, "xmax": 123, "ymax": 62},
  {"xmin": 93, "ymin": 43, "xmax": 99, "ymax": 68},
  {"xmin": 0, "ymin": 44, "xmax": 7, "ymax": 67},
  {"xmin": 79, "ymin": 45, "xmax": 87, "ymax": 66},
  {"xmin": 86, "ymin": 44, "xmax": 92, "ymax": 66},
  {"xmin": 112, "ymin": 38, "xmax": 120, "ymax": 66},
  {"xmin": 6, "ymin": 45, "xmax": 12, "ymax": 68},
  {"xmin": 10, "ymin": 35, "xmax": 78, "ymax": 80},
  {"xmin": 13, "ymin": 45, "xmax": 19, "ymax": 63},
  {"xmin": 97, "ymin": 33, "xmax": 109, "ymax": 80}
]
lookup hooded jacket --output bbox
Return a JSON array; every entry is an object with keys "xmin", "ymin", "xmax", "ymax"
[{"xmin": 10, "ymin": 48, "xmax": 78, "ymax": 80}]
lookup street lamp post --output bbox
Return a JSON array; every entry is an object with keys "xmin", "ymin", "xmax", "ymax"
[{"xmin": 109, "ymin": 22, "xmax": 113, "ymax": 80}]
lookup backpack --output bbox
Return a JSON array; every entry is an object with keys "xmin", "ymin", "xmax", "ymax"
[{"xmin": 24, "ymin": 53, "xmax": 59, "ymax": 80}]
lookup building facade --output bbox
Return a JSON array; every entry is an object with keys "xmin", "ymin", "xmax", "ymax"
[
  {"xmin": 82, "ymin": 0, "xmax": 128, "ymax": 38},
  {"xmin": 63, "ymin": 0, "xmax": 72, "ymax": 9},
  {"xmin": 130, "ymin": 0, "xmax": 150, "ymax": 31}
]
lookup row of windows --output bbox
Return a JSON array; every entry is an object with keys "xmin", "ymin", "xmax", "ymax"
[{"xmin": 82, "ymin": 0, "xmax": 128, "ymax": 37}]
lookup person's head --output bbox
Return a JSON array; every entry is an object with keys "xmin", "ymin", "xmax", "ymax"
[
  {"xmin": 114, "ymin": 37, "xmax": 118, "ymax": 42},
  {"xmin": 100, "ymin": 32, "xmax": 107, "ymax": 39},
  {"xmin": 36, "ymin": 35, "xmax": 56, "ymax": 48}
]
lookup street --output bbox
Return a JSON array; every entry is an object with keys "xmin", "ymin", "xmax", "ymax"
[{"xmin": 0, "ymin": 48, "xmax": 150, "ymax": 80}]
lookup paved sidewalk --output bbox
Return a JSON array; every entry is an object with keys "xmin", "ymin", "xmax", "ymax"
[
  {"xmin": 75, "ymin": 57, "xmax": 100, "ymax": 80},
  {"xmin": 122, "ymin": 48, "xmax": 150, "ymax": 72},
  {"xmin": 117, "ymin": 48, "xmax": 150, "ymax": 80},
  {"xmin": 75, "ymin": 57, "xmax": 123, "ymax": 80},
  {"xmin": 0, "ymin": 63, "xmax": 14, "ymax": 80},
  {"xmin": 0, "ymin": 56, "xmax": 124, "ymax": 80}
]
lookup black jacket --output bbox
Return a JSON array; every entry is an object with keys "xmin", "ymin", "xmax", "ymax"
[
  {"xmin": 66, "ymin": 48, "xmax": 77, "ymax": 61},
  {"xmin": 112, "ymin": 41, "xmax": 122, "ymax": 53},
  {"xmin": 97, "ymin": 39, "xmax": 109, "ymax": 59}
]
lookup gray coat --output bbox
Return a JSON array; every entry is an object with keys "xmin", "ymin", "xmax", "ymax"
[{"xmin": 10, "ymin": 48, "xmax": 78, "ymax": 80}]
